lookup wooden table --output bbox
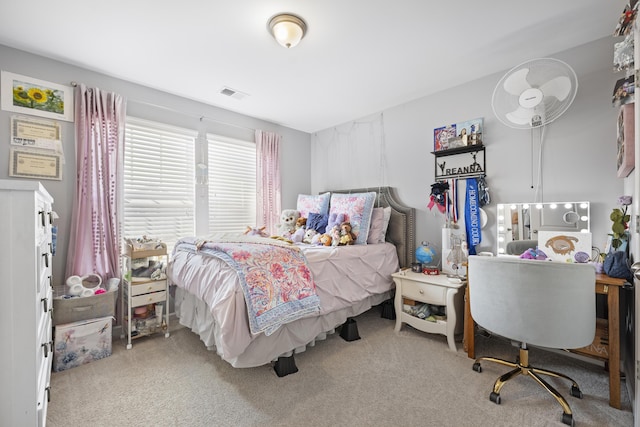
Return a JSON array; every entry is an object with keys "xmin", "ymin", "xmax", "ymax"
[{"xmin": 463, "ymin": 272, "xmax": 627, "ymax": 409}]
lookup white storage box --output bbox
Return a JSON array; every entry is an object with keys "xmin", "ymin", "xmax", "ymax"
[{"xmin": 53, "ymin": 316, "xmax": 113, "ymax": 372}]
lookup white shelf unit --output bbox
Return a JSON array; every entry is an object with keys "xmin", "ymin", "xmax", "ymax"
[{"xmin": 121, "ymin": 244, "xmax": 169, "ymax": 349}]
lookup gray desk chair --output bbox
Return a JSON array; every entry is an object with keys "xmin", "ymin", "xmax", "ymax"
[{"xmin": 468, "ymin": 255, "xmax": 595, "ymax": 427}]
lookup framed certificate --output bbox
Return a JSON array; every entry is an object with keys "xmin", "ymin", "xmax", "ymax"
[{"xmin": 9, "ymin": 148, "xmax": 62, "ymax": 180}]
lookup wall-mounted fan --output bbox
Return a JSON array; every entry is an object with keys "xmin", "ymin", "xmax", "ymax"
[{"xmin": 492, "ymin": 58, "xmax": 578, "ymax": 129}]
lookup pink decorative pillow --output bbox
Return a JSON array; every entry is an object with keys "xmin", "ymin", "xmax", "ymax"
[
  {"xmin": 296, "ymin": 192, "xmax": 330, "ymax": 219},
  {"xmin": 367, "ymin": 207, "xmax": 392, "ymax": 244},
  {"xmin": 329, "ymin": 192, "xmax": 376, "ymax": 244}
]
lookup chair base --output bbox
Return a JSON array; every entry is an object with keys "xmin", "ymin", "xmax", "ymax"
[{"xmin": 472, "ymin": 344, "xmax": 582, "ymax": 427}]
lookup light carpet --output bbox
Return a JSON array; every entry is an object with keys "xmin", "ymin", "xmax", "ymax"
[{"xmin": 47, "ymin": 308, "xmax": 633, "ymax": 426}]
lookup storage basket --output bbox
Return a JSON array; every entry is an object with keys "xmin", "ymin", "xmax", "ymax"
[{"xmin": 53, "ymin": 289, "xmax": 117, "ymax": 326}]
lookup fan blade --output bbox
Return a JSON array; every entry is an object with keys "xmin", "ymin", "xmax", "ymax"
[
  {"xmin": 503, "ymin": 68, "xmax": 532, "ymax": 96},
  {"xmin": 506, "ymin": 106, "xmax": 535, "ymax": 125},
  {"xmin": 539, "ymin": 76, "xmax": 571, "ymax": 101}
]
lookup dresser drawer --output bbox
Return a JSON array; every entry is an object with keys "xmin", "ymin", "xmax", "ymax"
[
  {"xmin": 131, "ymin": 290, "xmax": 166, "ymax": 308},
  {"xmin": 131, "ymin": 280, "xmax": 166, "ymax": 296},
  {"xmin": 37, "ymin": 286, "xmax": 53, "ymax": 336},
  {"xmin": 400, "ymin": 279, "xmax": 447, "ymax": 305},
  {"xmin": 36, "ymin": 315, "xmax": 52, "ymax": 387}
]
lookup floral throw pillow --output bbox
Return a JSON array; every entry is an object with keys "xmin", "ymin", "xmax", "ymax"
[
  {"xmin": 296, "ymin": 192, "xmax": 330, "ymax": 219},
  {"xmin": 329, "ymin": 192, "xmax": 376, "ymax": 244}
]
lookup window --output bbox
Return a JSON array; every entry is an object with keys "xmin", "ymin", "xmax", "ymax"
[
  {"xmin": 207, "ymin": 134, "xmax": 256, "ymax": 234},
  {"xmin": 123, "ymin": 117, "xmax": 196, "ymax": 253},
  {"xmin": 123, "ymin": 117, "xmax": 257, "ymax": 253}
]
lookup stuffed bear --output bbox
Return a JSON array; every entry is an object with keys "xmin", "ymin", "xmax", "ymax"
[
  {"xmin": 277, "ymin": 209, "xmax": 300, "ymax": 237},
  {"xmin": 295, "ymin": 217, "xmax": 307, "ymax": 231},
  {"xmin": 339, "ymin": 221, "xmax": 356, "ymax": 245},
  {"xmin": 319, "ymin": 233, "xmax": 332, "ymax": 246},
  {"xmin": 325, "ymin": 212, "xmax": 345, "ymax": 234}
]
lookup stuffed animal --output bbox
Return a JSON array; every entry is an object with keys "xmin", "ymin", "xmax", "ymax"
[
  {"xmin": 303, "ymin": 228, "xmax": 317, "ymax": 244},
  {"xmin": 295, "ymin": 217, "xmax": 307, "ymax": 231},
  {"xmin": 277, "ymin": 209, "xmax": 300, "ymax": 238},
  {"xmin": 291, "ymin": 227, "xmax": 305, "ymax": 243},
  {"xmin": 329, "ymin": 225, "xmax": 341, "ymax": 247},
  {"xmin": 244, "ymin": 226, "xmax": 268, "ymax": 237},
  {"xmin": 338, "ymin": 221, "xmax": 356, "ymax": 245},
  {"xmin": 319, "ymin": 233, "xmax": 332, "ymax": 246},
  {"xmin": 310, "ymin": 233, "xmax": 321, "ymax": 245},
  {"xmin": 325, "ymin": 212, "xmax": 345, "ymax": 234}
]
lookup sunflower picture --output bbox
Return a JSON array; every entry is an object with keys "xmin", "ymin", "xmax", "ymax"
[
  {"xmin": 12, "ymin": 78, "xmax": 64, "ymax": 114},
  {"xmin": 1, "ymin": 71, "xmax": 74, "ymax": 121}
]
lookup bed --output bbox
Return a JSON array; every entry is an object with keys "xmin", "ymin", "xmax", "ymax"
[{"xmin": 167, "ymin": 186, "xmax": 415, "ymax": 374}]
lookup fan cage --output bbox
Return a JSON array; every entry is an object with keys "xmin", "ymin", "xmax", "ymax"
[{"xmin": 492, "ymin": 58, "xmax": 578, "ymax": 129}]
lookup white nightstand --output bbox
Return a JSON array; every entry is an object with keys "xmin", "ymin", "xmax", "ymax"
[{"xmin": 392, "ymin": 270, "xmax": 466, "ymax": 351}]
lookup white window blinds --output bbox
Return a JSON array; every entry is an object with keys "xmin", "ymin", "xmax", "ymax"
[
  {"xmin": 123, "ymin": 117, "xmax": 196, "ymax": 252},
  {"xmin": 207, "ymin": 134, "xmax": 256, "ymax": 234}
]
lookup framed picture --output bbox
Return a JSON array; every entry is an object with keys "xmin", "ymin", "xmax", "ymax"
[
  {"xmin": 538, "ymin": 231, "xmax": 592, "ymax": 263},
  {"xmin": 9, "ymin": 148, "xmax": 63, "ymax": 180},
  {"xmin": 612, "ymin": 74, "xmax": 635, "ymax": 107},
  {"xmin": 617, "ymin": 103, "xmax": 635, "ymax": 178},
  {"xmin": 1, "ymin": 71, "xmax": 74, "ymax": 122}
]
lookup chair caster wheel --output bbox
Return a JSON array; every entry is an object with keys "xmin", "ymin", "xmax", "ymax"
[
  {"xmin": 489, "ymin": 392, "xmax": 501, "ymax": 404},
  {"xmin": 472, "ymin": 362, "xmax": 482, "ymax": 372},
  {"xmin": 570, "ymin": 385, "xmax": 583, "ymax": 399},
  {"xmin": 562, "ymin": 413, "xmax": 574, "ymax": 426}
]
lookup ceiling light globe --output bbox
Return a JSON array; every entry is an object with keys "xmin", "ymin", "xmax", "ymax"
[{"xmin": 269, "ymin": 14, "xmax": 307, "ymax": 49}]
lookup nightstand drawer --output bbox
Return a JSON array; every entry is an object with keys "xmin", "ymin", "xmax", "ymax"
[
  {"xmin": 131, "ymin": 280, "xmax": 166, "ymax": 296},
  {"xmin": 401, "ymin": 280, "xmax": 447, "ymax": 305},
  {"xmin": 131, "ymin": 290, "xmax": 166, "ymax": 307}
]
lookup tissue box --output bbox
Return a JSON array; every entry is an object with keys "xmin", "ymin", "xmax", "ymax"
[{"xmin": 53, "ymin": 316, "xmax": 113, "ymax": 372}]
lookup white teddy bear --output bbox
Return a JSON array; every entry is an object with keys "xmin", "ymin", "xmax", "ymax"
[{"xmin": 278, "ymin": 209, "xmax": 300, "ymax": 238}]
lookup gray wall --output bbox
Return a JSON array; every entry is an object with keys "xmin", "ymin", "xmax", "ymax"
[
  {"xmin": 311, "ymin": 37, "xmax": 624, "ymax": 260},
  {"xmin": 0, "ymin": 44, "xmax": 311, "ymax": 289}
]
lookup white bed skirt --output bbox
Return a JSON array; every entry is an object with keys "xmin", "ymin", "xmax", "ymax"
[{"xmin": 175, "ymin": 286, "xmax": 391, "ymax": 368}]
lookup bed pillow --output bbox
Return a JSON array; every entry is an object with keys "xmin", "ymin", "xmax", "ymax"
[
  {"xmin": 329, "ymin": 192, "xmax": 376, "ymax": 244},
  {"xmin": 296, "ymin": 192, "xmax": 330, "ymax": 218},
  {"xmin": 367, "ymin": 206, "xmax": 392, "ymax": 244},
  {"xmin": 306, "ymin": 212, "xmax": 328, "ymax": 233}
]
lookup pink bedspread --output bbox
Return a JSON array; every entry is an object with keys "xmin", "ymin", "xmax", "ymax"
[
  {"xmin": 172, "ymin": 236, "xmax": 320, "ymax": 336},
  {"xmin": 169, "ymin": 235, "xmax": 399, "ymax": 364}
]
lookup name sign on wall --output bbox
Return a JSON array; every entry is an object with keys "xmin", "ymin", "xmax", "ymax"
[{"xmin": 434, "ymin": 146, "xmax": 485, "ymax": 180}]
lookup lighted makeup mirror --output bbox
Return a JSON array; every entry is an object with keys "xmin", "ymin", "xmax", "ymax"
[{"xmin": 496, "ymin": 202, "xmax": 590, "ymax": 255}]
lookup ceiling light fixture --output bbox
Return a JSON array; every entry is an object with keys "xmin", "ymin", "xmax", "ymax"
[{"xmin": 268, "ymin": 13, "xmax": 307, "ymax": 48}]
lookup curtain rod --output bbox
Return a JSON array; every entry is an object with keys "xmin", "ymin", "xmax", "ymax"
[{"xmin": 70, "ymin": 81, "xmax": 256, "ymax": 133}]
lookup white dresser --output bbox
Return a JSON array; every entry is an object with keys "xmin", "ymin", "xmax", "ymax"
[{"xmin": 0, "ymin": 180, "xmax": 54, "ymax": 426}]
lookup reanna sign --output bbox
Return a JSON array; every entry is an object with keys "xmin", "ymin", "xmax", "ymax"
[{"xmin": 435, "ymin": 148, "xmax": 485, "ymax": 180}]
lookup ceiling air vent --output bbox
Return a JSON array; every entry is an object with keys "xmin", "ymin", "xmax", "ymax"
[{"xmin": 219, "ymin": 86, "xmax": 249, "ymax": 101}]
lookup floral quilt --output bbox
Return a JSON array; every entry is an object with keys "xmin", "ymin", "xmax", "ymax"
[{"xmin": 174, "ymin": 236, "xmax": 320, "ymax": 336}]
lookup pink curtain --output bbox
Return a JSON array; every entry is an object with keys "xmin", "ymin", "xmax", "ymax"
[
  {"xmin": 66, "ymin": 84, "xmax": 126, "ymax": 281},
  {"xmin": 255, "ymin": 130, "xmax": 281, "ymax": 235}
]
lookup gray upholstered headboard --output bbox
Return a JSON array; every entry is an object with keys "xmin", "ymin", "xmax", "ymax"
[{"xmin": 325, "ymin": 187, "xmax": 416, "ymax": 268}]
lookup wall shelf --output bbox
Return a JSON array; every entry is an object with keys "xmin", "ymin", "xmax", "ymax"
[{"xmin": 432, "ymin": 145, "xmax": 485, "ymax": 180}]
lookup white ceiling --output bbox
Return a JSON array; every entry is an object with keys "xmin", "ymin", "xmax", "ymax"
[{"xmin": 0, "ymin": 1, "xmax": 627, "ymax": 133}]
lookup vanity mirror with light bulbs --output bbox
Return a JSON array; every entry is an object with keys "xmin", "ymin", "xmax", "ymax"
[{"xmin": 496, "ymin": 202, "xmax": 590, "ymax": 255}]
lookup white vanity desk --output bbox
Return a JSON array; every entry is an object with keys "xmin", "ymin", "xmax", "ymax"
[{"xmin": 392, "ymin": 270, "xmax": 466, "ymax": 351}]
